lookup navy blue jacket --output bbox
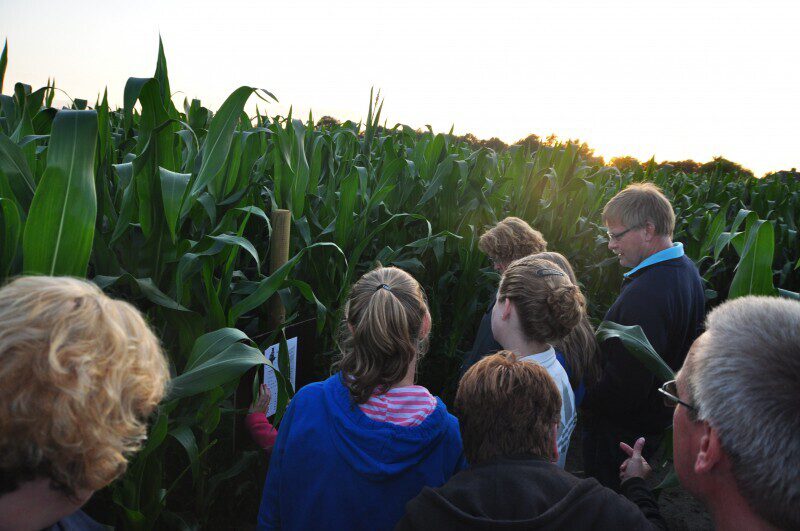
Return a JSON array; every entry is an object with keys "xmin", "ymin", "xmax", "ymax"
[
  {"xmin": 258, "ymin": 373, "xmax": 467, "ymax": 531},
  {"xmin": 584, "ymin": 254, "xmax": 705, "ymax": 433}
]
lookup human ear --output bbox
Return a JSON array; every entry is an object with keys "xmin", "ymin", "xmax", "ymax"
[
  {"xmin": 502, "ymin": 298, "xmax": 513, "ymax": 321},
  {"xmin": 419, "ymin": 309, "xmax": 432, "ymax": 339},
  {"xmin": 694, "ymin": 423, "xmax": 723, "ymax": 474},
  {"xmin": 644, "ymin": 221, "xmax": 656, "ymax": 241}
]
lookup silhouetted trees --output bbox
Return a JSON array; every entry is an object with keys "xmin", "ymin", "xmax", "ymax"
[
  {"xmin": 660, "ymin": 160, "xmax": 701, "ymax": 174},
  {"xmin": 610, "ymin": 156, "xmax": 642, "ymax": 173},
  {"xmin": 317, "ymin": 116, "xmax": 341, "ymax": 129},
  {"xmin": 698, "ymin": 157, "xmax": 754, "ymax": 178}
]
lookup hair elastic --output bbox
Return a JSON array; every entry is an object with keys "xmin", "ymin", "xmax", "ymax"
[
  {"xmin": 535, "ymin": 268, "xmax": 565, "ymax": 278},
  {"xmin": 375, "ymin": 283, "xmax": 392, "ymax": 292}
]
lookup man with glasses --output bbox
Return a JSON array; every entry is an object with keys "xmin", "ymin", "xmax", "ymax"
[
  {"xmin": 622, "ymin": 296, "xmax": 800, "ymax": 530},
  {"xmin": 583, "ymin": 183, "xmax": 705, "ymax": 490}
]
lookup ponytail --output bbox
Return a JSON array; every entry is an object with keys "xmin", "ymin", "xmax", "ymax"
[{"xmin": 335, "ymin": 267, "xmax": 429, "ymax": 404}]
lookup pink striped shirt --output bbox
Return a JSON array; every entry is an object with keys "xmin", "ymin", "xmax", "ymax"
[{"xmin": 358, "ymin": 385, "xmax": 437, "ymax": 427}]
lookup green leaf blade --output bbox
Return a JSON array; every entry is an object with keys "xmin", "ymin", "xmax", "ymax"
[{"xmin": 23, "ymin": 110, "xmax": 98, "ymax": 276}]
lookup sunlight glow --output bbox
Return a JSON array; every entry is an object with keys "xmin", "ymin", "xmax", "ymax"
[{"xmin": 1, "ymin": 0, "xmax": 798, "ymax": 175}]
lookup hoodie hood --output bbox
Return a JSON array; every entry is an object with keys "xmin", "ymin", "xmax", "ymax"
[{"xmin": 322, "ymin": 373, "xmax": 454, "ymax": 481}]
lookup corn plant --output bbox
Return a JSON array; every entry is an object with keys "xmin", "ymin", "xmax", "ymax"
[{"xmin": 0, "ymin": 36, "xmax": 797, "ymax": 527}]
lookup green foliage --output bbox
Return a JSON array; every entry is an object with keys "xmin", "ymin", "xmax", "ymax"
[
  {"xmin": 0, "ymin": 37, "xmax": 798, "ymax": 527},
  {"xmin": 595, "ymin": 321, "xmax": 675, "ymax": 382},
  {"xmin": 22, "ymin": 110, "xmax": 98, "ymax": 275}
]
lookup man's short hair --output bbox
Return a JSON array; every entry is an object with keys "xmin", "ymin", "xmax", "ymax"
[
  {"xmin": 602, "ymin": 183, "xmax": 675, "ymax": 237},
  {"xmin": 478, "ymin": 217, "xmax": 547, "ymax": 264},
  {"xmin": 685, "ymin": 296, "xmax": 800, "ymax": 530},
  {"xmin": 0, "ymin": 277, "xmax": 170, "ymax": 498},
  {"xmin": 455, "ymin": 351, "xmax": 561, "ymax": 464}
]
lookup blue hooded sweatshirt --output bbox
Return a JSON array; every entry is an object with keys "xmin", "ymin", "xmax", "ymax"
[{"xmin": 257, "ymin": 373, "xmax": 467, "ymax": 531}]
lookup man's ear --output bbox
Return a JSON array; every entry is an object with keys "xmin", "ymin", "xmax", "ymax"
[
  {"xmin": 643, "ymin": 221, "xmax": 656, "ymax": 241},
  {"xmin": 695, "ymin": 423, "xmax": 724, "ymax": 474}
]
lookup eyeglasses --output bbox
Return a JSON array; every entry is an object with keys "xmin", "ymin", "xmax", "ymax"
[
  {"xmin": 606, "ymin": 224, "xmax": 642, "ymax": 242},
  {"xmin": 658, "ymin": 379, "xmax": 696, "ymax": 411}
]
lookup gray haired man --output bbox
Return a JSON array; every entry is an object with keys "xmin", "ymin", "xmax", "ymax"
[{"xmin": 626, "ymin": 295, "xmax": 800, "ymax": 530}]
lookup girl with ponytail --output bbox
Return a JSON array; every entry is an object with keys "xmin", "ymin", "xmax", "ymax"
[
  {"xmin": 491, "ymin": 256, "xmax": 586, "ymax": 468},
  {"xmin": 258, "ymin": 267, "xmax": 466, "ymax": 531}
]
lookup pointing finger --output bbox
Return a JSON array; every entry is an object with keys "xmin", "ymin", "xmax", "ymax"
[{"xmin": 633, "ymin": 437, "xmax": 646, "ymax": 459}]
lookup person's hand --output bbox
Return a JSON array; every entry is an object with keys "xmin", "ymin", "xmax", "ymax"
[
  {"xmin": 250, "ymin": 383, "xmax": 271, "ymax": 414},
  {"xmin": 619, "ymin": 436, "xmax": 652, "ymax": 483}
]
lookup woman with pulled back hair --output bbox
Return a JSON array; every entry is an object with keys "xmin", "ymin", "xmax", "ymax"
[
  {"xmin": 258, "ymin": 267, "xmax": 466, "ymax": 531},
  {"xmin": 531, "ymin": 251, "xmax": 602, "ymax": 405},
  {"xmin": 492, "ymin": 256, "xmax": 586, "ymax": 468}
]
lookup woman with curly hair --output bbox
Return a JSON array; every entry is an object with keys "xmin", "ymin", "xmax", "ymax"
[
  {"xmin": 490, "ymin": 256, "xmax": 585, "ymax": 468},
  {"xmin": 460, "ymin": 216, "xmax": 547, "ymax": 376},
  {"xmin": 258, "ymin": 267, "xmax": 466, "ymax": 531},
  {"xmin": 0, "ymin": 277, "xmax": 170, "ymax": 530}
]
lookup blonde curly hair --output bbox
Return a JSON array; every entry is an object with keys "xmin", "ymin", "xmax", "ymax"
[
  {"xmin": 0, "ymin": 277, "xmax": 170, "ymax": 498},
  {"xmin": 478, "ymin": 217, "xmax": 547, "ymax": 265}
]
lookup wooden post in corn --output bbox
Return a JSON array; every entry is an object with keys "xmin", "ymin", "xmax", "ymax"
[
  {"xmin": 268, "ymin": 209, "xmax": 291, "ymax": 332},
  {"xmin": 234, "ymin": 208, "xmax": 292, "ymax": 451}
]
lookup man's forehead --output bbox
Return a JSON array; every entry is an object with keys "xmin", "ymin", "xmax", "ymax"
[{"xmin": 603, "ymin": 217, "xmax": 624, "ymax": 228}]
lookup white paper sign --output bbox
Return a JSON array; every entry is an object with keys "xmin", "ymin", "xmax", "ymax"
[{"xmin": 262, "ymin": 337, "xmax": 298, "ymax": 417}]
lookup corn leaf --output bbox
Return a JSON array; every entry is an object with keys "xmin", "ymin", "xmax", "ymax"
[
  {"xmin": 596, "ymin": 320, "xmax": 675, "ymax": 382},
  {"xmin": 169, "ymin": 425, "xmax": 200, "ymax": 484},
  {"xmin": 0, "ymin": 132, "xmax": 36, "ymax": 209},
  {"xmin": 728, "ymin": 217, "xmax": 777, "ymax": 298},
  {"xmin": 22, "ymin": 110, "xmax": 97, "ymax": 276},
  {"xmin": 159, "ymin": 167, "xmax": 191, "ymax": 242},
  {"xmin": 0, "ymin": 197, "xmax": 21, "ymax": 277},
  {"xmin": 0, "ymin": 39, "xmax": 7, "ymax": 94},
  {"xmin": 167, "ymin": 342, "xmax": 266, "ymax": 401},
  {"xmin": 188, "ymin": 86, "xmax": 256, "ymax": 200},
  {"xmin": 184, "ymin": 327, "xmax": 250, "ymax": 372}
]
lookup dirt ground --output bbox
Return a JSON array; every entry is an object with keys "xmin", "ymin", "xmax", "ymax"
[{"xmin": 565, "ymin": 420, "xmax": 713, "ymax": 530}]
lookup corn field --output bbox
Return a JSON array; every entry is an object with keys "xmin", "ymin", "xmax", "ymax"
[{"xmin": 0, "ymin": 39, "xmax": 798, "ymax": 528}]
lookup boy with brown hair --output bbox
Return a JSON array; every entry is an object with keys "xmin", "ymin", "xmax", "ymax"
[{"xmin": 397, "ymin": 352, "xmax": 665, "ymax": 530}]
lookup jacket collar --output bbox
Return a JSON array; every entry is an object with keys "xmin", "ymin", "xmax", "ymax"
[{"xmin": 623, "ymin": 242, "xmax": 684, "ymax": 278}]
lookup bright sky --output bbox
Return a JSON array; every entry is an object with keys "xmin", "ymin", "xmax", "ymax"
[{"xmin": 2, "ymin": 0, "xmax": 798, "ymax": 175}]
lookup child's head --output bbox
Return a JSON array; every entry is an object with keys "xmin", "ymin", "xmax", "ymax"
[
  {"xmin": 0, "ymin": 277, "xmax": 169, "ymax": 505},
  {"xmin": 337, "ymin": 267, "xmax": 430, "ymax": 404},
  {"xmin": 456, "ymin": 351, "xmax": 561, "ymax": 464},
  {"xmin": 495, "ymin": 256, "xmax": 585, "ymax": 344},
  {"xmin": 530, "ymin": 251, "xmax": 601, "ymax": 385},
  {"xmin": 478, "ymin": 217, "xmax": 547, "ymax": 272}
]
